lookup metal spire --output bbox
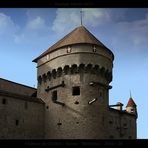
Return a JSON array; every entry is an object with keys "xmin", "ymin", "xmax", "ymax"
[
  {"xmin": 80, "ymin": 10, "xmax": 83, "ymax": 25},
  {"xmin": 130, "ymin": 90, "xmax": 132, "ymax": 98}
]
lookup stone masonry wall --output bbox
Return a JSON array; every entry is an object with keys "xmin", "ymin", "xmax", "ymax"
[
  {"xmin": 36, "ymin": 44, "xmax": 113, "ymax": 139},
  {"xmin": 0, "ymin": 95, "xmax": 45, "ymax": 139}
]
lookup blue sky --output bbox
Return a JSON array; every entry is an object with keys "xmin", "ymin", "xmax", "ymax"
[{"xmin": 0, "ymin": 8, "xmax": 148, "ymax": 139}]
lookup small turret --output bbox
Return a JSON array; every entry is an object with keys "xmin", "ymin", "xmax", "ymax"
[{"xmin": 126, "ymin": 97, "xmax": 137, "ymax": 116}]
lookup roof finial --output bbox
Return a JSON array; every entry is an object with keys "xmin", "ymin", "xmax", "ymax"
[
  {"xmin": 80, "ymin": 10, "xmax": 83, "ymax": 26},
  {"xmin": 130, "ymin": 90, "xmax": 132, "ymax": 98}
]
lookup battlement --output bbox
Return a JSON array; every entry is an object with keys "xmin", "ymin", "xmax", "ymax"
[{"xmin": 37, "ymin": 63, "xmax": 112, "ymax": 84}]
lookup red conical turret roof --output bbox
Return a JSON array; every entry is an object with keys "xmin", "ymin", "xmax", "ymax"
[{"xmin": 126, "ymin": 98, "xmax": 136, "ymax": 107}]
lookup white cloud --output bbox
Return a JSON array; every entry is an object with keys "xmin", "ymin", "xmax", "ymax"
[
  {"xmin": 13, "ymin": 10, "xmax": 51, "ymax": 44},
  {"xmin": 82, "ymin": 8, "xmax": 110, "ymax": 27},
  {"xmin": 26, "ymin": 16, "xmax": 46, "ymax": 30},
  {"xmin": 52, "ymin": 8, "xmax": 110, "ymax": 34},
  {"xmin": 0, "ymin": 13, "xmax": 18, "ymax": 35}
]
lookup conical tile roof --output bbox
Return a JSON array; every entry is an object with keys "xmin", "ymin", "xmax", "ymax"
[
  {"xmin": 126, "ymin": 98, "xmax": 137, "ymax": 107},
  {"xmin": 33, "ymin": 25, "xmax": 113, "ymax": 62}
]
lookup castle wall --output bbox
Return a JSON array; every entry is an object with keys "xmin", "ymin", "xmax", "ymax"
[
  {"xmin": 41, "ymin": 73, "xmax": 108, "ymax": 139},
  {"xmin": 0, "ymin": 95, "xmax": 45, "ymax": 139},
  {"xmin": 105, "ymin": 108, "xmax": 137, "ymax": 139}
]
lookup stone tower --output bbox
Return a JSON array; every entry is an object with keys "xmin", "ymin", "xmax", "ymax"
[{"xmin": 33, "ymin": 25, "xmax": 114, "ymax": 139}]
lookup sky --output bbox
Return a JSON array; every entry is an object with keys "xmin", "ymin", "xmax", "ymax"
[{"xmin": 0, "ymin": 8, "xmax": 148, "ymax": 139}]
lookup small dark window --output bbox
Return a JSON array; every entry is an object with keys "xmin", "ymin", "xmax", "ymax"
[
  {"xmin": 109, "ymin": 135, "xmax": 114, "ymax": 139},
  {"xmin": 2, "ymin": 98, "xmax": 7, "ymax": 104},
  {"xmin": 52, "ymin": 90, "xmax": 57, "ymax": 102},
  {"xmin": 75, "ymin": 101, "xmax": 79, "ymax": 104},
  {"xmin": 72, "ymin": 86, "xmax": 80, "ymax": 96},
  {"xmin": 99, "ymin": 91, "xmax": 102, "ymax": 97},
  {"xmin": 25, "ymin": 101, "xmax": 28, "ymax": 109},
  {"xmin": 123, "ymin": 123, "xmax": 127, "ymax": 126},
  {"xmin": 109, "ymin": 121, "xmax": 113, "ymax": 124},
  {"xmin": 57, "ymin": 122, "xmax": 62, "ymax": 126},
  {"xmin": 16, "ymin": 120, "xmax": 19, "ymax": 126},
  {"xmin": 129, "ymin": 136, "xmax": 132, "ymax": 139}
]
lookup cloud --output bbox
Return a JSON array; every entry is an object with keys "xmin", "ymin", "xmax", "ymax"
[
  {"xmin": 82, "ymin": 8, "xmax": 110, "ymax": 27},
  {"xmin": 26, "ymin": 16, "xmax": 45, "ymax": 30},
  {"xmin": 13, "ymin": 9, "xmax": 51, "ymax": 44},
  {"xmin": 52, "ymin": 8, "xmax": 110, "ymax": 34},
  {"xmin": 0, "ymin": 13, "xmax": 19, "ymax": 36}
]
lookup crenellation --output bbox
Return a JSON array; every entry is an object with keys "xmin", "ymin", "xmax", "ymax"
[
  {"xmin": 37, "ymin": 64, "xmax": 112, "ymax": 85},
  {"xmin": 42, "ymin": 74, "xmax": 47, "ymax": 82},
  {"xmin": 47, "ymin": 71, "xmax": 51, "ymax": 80}
]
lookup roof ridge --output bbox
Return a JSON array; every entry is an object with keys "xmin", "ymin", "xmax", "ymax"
[{"xmin": 0, "ymin": 78, "xmax": 36, "ymax": 90}]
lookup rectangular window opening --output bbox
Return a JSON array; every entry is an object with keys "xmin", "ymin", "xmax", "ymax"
[
  {"xmin": 52, "ymin": 90, "xmax": 57, "ymax": 102},
  {"xmin": 16, "ymin": 120, "xmax": 19, "ymax": 126},
  {"xmin": 109, "ymin": 135, "xmax": 114, "ymax": 139},
  {"xmin": 72, "ymin": 86, "xmax": 80, "ymax": 96},
  {"xmin": 2, "ymin": 98, "xmax": 7, "ymax": 104}
]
